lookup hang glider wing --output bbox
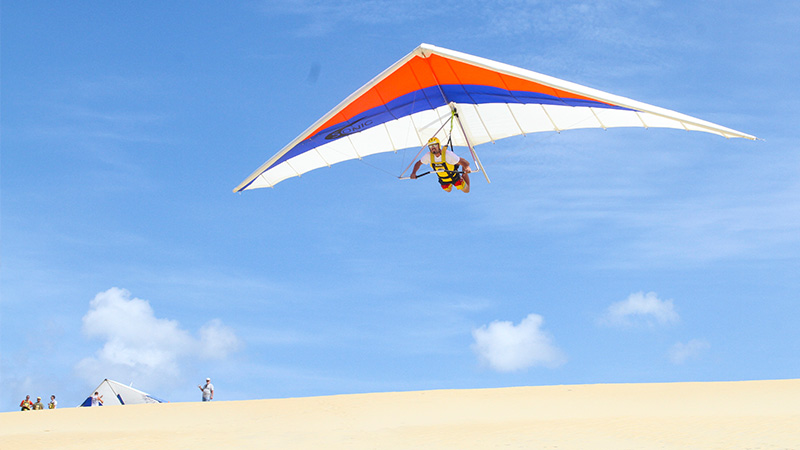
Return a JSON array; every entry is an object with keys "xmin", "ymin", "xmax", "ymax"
[
  {"xmin": 79, "ymin": 379, "xmax": 166, "ymax": 406},
  {"xmin": 235, "ymin": 43, "xmax": 755, "ymax": 192}
]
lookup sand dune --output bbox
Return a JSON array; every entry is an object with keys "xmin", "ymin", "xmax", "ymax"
[{"xmin": 3, "ymin": 379, "xmax": 798, "ymax": 449}]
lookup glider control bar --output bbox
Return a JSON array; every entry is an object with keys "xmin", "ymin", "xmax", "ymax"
[{"xmin": 398, "ymin": 168, "xmax": 481, "ymax": 180}]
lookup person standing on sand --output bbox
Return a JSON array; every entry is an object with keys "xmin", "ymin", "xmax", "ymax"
[
  {"xmin": 32, "ymin": 397, "xmax": 45, "ymax": 410},
  {"xmin": 199, "ymin": 378, "xmax": 214, "ymax": 401},
  {"xmin": 49, "ymin": 395, "xmax": 57, "ymax": 409},
  {"xmin": 91, "ymin": 391, "xmax": 103, "ymax": 406},
  {"xmin": 20, "ymin": 395, "xmax": 33, "ymax": 411}
]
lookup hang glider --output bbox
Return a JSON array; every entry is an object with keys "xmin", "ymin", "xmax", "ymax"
[
  {"xmin": 234, "ymin": 43, "xmax": 755, "ymax": 192},
  {"xmin": 79, "ymin": 379, "xmax": 166, "ymax": 406}
]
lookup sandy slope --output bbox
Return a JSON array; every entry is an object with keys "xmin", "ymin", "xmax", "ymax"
[{"xmin": 2, "ymin": 379, "xmax": 798, "ymax": 449}]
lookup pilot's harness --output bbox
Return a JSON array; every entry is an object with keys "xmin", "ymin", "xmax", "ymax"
[
  {"xmin": 399, "ymin": 103, "xmax": 488, "ymax": 184},
  {"xmin": 429, "ymin": 135, "xmax": 461, "ymax": 185}
]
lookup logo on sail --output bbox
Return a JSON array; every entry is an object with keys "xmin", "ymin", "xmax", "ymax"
[{"xmin": 325, "ymin": 118, "xmax": 374, "ymax": 140}]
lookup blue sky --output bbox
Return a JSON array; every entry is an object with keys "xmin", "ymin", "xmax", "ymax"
[{"xmin": 2, "ymin": 1, "xmax": 798, "ymax": 411}]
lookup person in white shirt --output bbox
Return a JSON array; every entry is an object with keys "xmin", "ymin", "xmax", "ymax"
[
  {"xmin": 199, "ymin": 378, "xmax": 214, "ymax": 401},
  {"xmin": 410, "ymin": 137, "xmax": 471, "ymax": 193}
]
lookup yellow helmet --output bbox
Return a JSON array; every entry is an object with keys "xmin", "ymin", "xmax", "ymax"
[{"xmin": 427, "ymin": 137, "xmax": 440, "ymax": 146}]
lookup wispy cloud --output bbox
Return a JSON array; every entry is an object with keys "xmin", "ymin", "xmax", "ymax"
[
  {"xmin": 32, "ymin": 77, "xmax": 170, "ymax": 146},
  {"xmin": 260, "ymin": 0, "xmax": 428, "ymax": 37},
  {"xmin": 480, "ymin": 0, "xmax": 658, "ymax": 39},
  {"xmin": 471, "ymin": 135, "xmax": 800, "ymax": 267},
  {"xmin": 472, "ymin": 313, "xmax": 566, "ymax": 372},
  {"xmin": 76, "ymin": 288, "xmax": 241, "ymax": 389},
  {"xmin": 598, "ymin": 291, "xmax": 679, "ymax": 328},
  {"xmin": 260, "ymin": 0, "xmax": 663, "ymax": 48},
  {"xmin": 669, "ymin": 339, "xmax": 710, "ymax": 364}
]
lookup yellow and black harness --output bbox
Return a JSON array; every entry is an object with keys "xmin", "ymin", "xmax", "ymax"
[{"xmin": 429, "ymin": 150, "xmax": 461, "ymax": 185}]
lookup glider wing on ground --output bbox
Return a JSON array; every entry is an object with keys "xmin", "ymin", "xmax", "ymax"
[
  {"xmin": 234, "ymin": 43, "xmax": 755, "ymax": 192},
  {"xmin": 79, "ymin": 379, "xmax": 166, "ymax": 406}
]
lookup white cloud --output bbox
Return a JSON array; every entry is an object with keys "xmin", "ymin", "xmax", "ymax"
[
  {"xmin": 669, "ymin": 339, "xmax": 710, "ymax": 364},
  {"xmin": 599, "ymin": 291, "xmax": 679, "ymax": 328},
  {"xmin": 471, "ymin": 313, "xmax": 566, "ymax": 372},
  {"xmin": 198, "ymin": 319, "xmax": 243, "ymax": 357},
  {"xmin": 76, "ymin": 288, "xmax": 241, "ymax": 388}
]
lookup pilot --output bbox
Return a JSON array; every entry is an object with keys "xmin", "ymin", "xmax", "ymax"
[{"xmin": 410, "ymin": 137, "xmax": 471, "ymax": 193}]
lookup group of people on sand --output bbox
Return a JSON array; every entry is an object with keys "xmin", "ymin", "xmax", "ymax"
[
  {"xmin": 20, "ymin": 395, "xmax": 57, "ymax": 411},
  {"xmin": 18, "ymin": 378, "xmax": 212, "ymax": 410}
]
